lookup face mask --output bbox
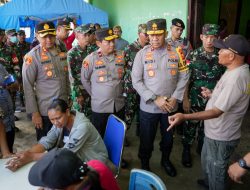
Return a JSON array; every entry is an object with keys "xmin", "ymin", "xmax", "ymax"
[{"xmin": 10, "ymin": 36, "xmax": 18, "ymax": 43}]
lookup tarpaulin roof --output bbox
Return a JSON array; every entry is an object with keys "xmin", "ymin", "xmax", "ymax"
[{"xmin": 0, "ymin": 0, "xmax": 109, "ymax": 30}]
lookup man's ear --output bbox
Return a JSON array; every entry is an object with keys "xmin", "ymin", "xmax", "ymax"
[
  {"xmin": 96, "ymin": 40, "xmax": 101, "ymax": 47},
  {"xmin": 200, "ymin": 34, "xmax": 203, "ymax": 41}
]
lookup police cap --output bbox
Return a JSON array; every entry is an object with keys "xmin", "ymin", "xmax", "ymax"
[{"xmin": 147, "ymin": 18, "xmax": 166, "ymax": 35}]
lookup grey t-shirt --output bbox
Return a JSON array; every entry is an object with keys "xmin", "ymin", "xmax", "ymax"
[
  {"xmin": 205, "ymin": 64, "xmax": 250, "ymax": 141},
  {"xmin": 39, "ymin": 111, "xmax": 108, "ymax": 163}
]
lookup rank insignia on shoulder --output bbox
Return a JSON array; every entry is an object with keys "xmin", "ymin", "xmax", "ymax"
[
  {"xmin": 25, "ymin": 56, "xmax": 33, "ymax": 65},
  {"xmin": 83, "ymin": 60, "xmax": 89, "ymax": 68}
]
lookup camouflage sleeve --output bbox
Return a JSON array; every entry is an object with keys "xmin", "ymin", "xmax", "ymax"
[{"xmin": 67, "ymin": 51, "xmax": 82, "ymax": 97}]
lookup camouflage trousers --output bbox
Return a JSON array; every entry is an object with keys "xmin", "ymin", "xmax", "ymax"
[
  {"xmin": 182, "ymin": 106, "xmax": 205, "ymax": 145},
  {"xmin": 124, "ymin": 92, "xmax": 140, "ymax": 129},
  {"xmin": 71, "ymin": 89, "xmax": 92, "ymax": 119}
]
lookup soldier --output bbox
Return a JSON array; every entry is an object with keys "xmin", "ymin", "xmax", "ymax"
[
  {"xmin": 113, "ymin": 25, "xmax": 129, "ymax": 50},
  {"xmin": 166, "ymin": 18, "xmax": 192, "ymax": 57},
  {"xmin": 17, "ymin": 30, "xmax": 31, "ymax": 107},
  {"xmin": 181, "ymin": 24, "xmax": 225, "ymax": 167},
  {"xmin": 67, "ymin": 25, "xmax": 92, "ymax": 117},
  {"xmin": 81, "ymin": 28, "xmax": 125, "ymax": 138},
  {"xmin": 86, "ymin": 23, "xmax": 98, "ymax": 53},
  {"xmin": 56, "ymin": 20, "xmax": 71, "ymax": 52},
  {"xmin": 132, "ymin": 19, "xmax": 189, "ymax": 177},
  {"xmin": 22, "ymin": 21, "xmax": 70, "ymax": 141},
  {"xmin": 123, "ymin": 23, "xmax": 149, "ymax": 135}
]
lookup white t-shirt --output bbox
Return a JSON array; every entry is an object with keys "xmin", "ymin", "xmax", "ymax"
[{"xmin": 205, "ymin": 64, "xmax": 250, "ymax": 141}]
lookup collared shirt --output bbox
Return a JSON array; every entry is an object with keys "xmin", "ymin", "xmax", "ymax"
[
  {"xmin": 81, "ymin": 50, "xmax": 125, "ymax": 113},
  {"xmin": 166, "ymin": 37, "xmax": 192, "ymax": 58},
  {"xmin": 22, "ymin": 44, "xmax": 70, "ymax": 116},
  {"xmin": 39, "ymin": 111, "xmax": 108, "ymax": 163},
  {"xmin": 132, "ymin": 44, "xmax": 190, "ymax": 113}
]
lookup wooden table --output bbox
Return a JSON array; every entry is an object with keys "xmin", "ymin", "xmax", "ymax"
[{"xmin": 0, "ymin": 159, "xmax": 37, "ymax": 190}]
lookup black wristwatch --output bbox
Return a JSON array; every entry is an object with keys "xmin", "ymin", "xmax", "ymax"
[{"xmin": 238, "ymin": 158, "xmax": 250, "ymax": 170}]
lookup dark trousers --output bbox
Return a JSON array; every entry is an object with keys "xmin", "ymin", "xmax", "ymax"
[
  {"xmin": 35, "ymin": 116, "xmax": 53, "ymax": 141},
  {"xmin": 91, "ymin": 107, "xmax": 125, "ymax": 138},
  {"xmin": 138, "ymin": 110, "xmax": 173, "ymax": 160},
  {"xmin": 6, "ymin": 129, "xmax": 15, "ymax": 153}
]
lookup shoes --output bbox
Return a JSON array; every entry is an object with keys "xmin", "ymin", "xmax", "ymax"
[
  {"xmin": 182, "ymin": 144, "xmax": 192, "ymax": 167},
  {"xmin": 141, "ymin": 159, "xmax": 151, "ymax": 171},
  {"xmin": 197, "ymin": 179, "xmax": 209, "ymax": 189},
  {"xmin": 161, "ymin": 159, "xmax": 177, "ymax": 177}
]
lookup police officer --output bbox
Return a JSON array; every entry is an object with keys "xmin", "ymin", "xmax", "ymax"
[
  {"xmin": 132, "ymin": 18, "xmax": 189, "ymax": 177},
  {"xmin": 124, "ymin": 23, "xmax": 149, "ymax": 135},
  {"xmin": 166, "ymin": 18, "xmax": 192, "ymax": 57},
  {"xmin": 0, "ymin": 63, "xmax": 17, "ymax": 153},
  {"xmin": 67, "ymin": 25, "xmax": 91, "ymax": 116},
  {"xmin": 81, "ymin": 28, "xmax": 125, "ymax": 137},
  {"xmin": 181, "ymin": 24, "xmax": 225, "ymax": 167},
  {"xmin": 22, "ymin": 21, "xmax": 70, "ymax": 141}
]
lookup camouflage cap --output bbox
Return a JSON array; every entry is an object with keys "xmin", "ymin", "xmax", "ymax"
[
  {"xmin": 147, "ymin": 18, "xmax": 166, "ymax": 35},
  {"xmin": 138, "ymin": 23, "xmax": 147, "ymax": 33},
  {"xmin": 5, "ymin": 29, "xmax": 17, "ymax": 36},
  {"xmin": 74, "ymin": 24, "xmax": 91, "ymax": 34},
  {"xmin": 17, "ymin": 30, "xmax": 25, "ymax": 35},
  {"xmin": 172, "ymin": 18, "xmax": 185, "ymax": 29},
  {"xmin": 202, "ymin": 24, "xmax": 220, "ymax": 35},
  {"xmin": 85, "ymin": 23, "xmax": 96, "ymax": 34}
]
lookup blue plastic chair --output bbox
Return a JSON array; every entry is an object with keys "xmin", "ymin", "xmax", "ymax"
[
  {"xmin": 103, "ymin": 114, "xmax": 126, "ymax": 177},
  {"xmin": 129, "ymin": 169, "xmax": 167, "ymax": 190}
]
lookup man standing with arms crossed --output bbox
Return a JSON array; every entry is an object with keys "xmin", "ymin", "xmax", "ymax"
[{"xmin": 132, "ymin": 18, "xmax": 189, "ymax": 177}]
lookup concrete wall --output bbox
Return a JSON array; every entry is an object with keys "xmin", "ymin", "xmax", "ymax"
[{"xmin": 91, "ymin": 0, "xmax": 188, "ymax": 43}]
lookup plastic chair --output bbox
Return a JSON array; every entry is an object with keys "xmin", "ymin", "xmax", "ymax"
[
  {"xmin": 129, "ymin": 169, "xmax": 167, "ymax": 190},
  {"xmin": 103, "ymin": 114, "xmax": 126, "ymax": 177}
]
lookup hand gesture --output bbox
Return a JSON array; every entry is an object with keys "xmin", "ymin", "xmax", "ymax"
[
  {"xmin": 201, "ymin": 87, "xmax": 212, "ymax": 99},
  {"xmin": 32, "ymin": 112, "xmax": 43, "ymax": 129},
  {"xmin": 167, "ymin": 113, "xmax": 185, "ymax": 131}
]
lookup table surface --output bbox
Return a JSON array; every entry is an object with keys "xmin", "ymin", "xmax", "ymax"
[{"xmin": 0, "ymin": 159, "xmax": 37, "ymax": 190}]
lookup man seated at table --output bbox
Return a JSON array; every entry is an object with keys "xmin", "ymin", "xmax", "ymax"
[{"xmin": 6, "ymin": 99, "xmax": 108, "ymax": 172}]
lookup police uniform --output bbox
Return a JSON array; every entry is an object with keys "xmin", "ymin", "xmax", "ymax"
[
  {"xmin": 132, "ymin": 19, "xmax": 189, "ymax": 177},
  {"xmin": 123, "ymin": 24, "xmax": 148, "ymax": 130},
  {"xmin": 166, "ymin": 18, "xmax": 192, "ymax": 58},
  {"xmin": 181, "ymin": 24, "xmax": 225, "ymax": 167},
  {"xmin": 0, "ymin": 64, "xmax": 15, "ymax": 152},
  {"xmin": 22, "ymin": 22, "xmax": 70, "ymax": 140},
  {"xmin": 81, "ymin": 28, "xmax": 125, "ymax": 137},
  {"xmin": 67, "ymin": 25, "xmax": 92, "ymax": 117}
]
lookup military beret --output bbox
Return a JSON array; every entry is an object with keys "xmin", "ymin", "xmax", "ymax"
[
  {"xmin": 213, "ymin": 34, "xmax": 250, "ymax": 56},
  {"xmin": 172, "ymin": 18, "xmax": 185, "ymax": 29},
  {"xmin": 202, "ymin": 24, "xmax": 220, "ymax": 35},
  {"xmin": 138, "ymin": 23, "xmax": 147, "ymax": 33},
  {"xmin": 147, "ymin": 18, "xmax": 166, "ymax": 35},
  {"xmin": 35, "ymin": 21, "xmax": 56, "ymax": 38},
  {"xmin": 95, "ymin": 28, "xmax": 117, "ymax": 41},
  {"xmin": 17, "ymin": 30, "xmax": 25, "ymax": 35},
  {"xmin": 5, "ymin": 29, "xmax": 17, "ymax": 36},
  {"xmin": 74, "ymin": 24, "xmax": 91, "ymax": 34},
  {"xmin": 57, "ymin": 20, "xmax": 72, "ymax": 30}
]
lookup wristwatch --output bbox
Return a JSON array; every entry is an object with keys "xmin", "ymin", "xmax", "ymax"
[
  {"xmin": 238, "ymin": 158, "xmax": 250, "ymax": 170},
  {"xmin": 151, "ymin": 94, "xmax": 157, "ymax": 101}
]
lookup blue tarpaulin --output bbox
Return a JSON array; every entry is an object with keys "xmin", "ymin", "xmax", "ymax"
[{"xmin": 0, "ymin": 0, "xmax": 109, "ymax": 42}]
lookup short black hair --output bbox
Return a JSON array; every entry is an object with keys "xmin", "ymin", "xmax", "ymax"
[{"xmin": 48, "ymin": 99, "xmax": 68, "ymax": 113}]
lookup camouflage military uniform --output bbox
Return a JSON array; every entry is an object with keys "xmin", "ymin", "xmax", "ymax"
[
  {"xmin": 123, "ymin": 39, "xmax": 142, "ymax": 128},
  {"xmin": 67, "ymin": 44, "xmax": 92, "ymax": 117},
  {"xmin": 87, "ymin": 43, "xmax": 98, "ymax": 53},
  {"xmin": 183, "ymin": 46, "xmax": 225, "ymax": 145}
]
